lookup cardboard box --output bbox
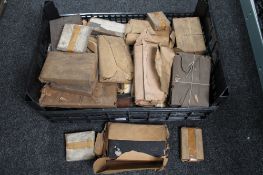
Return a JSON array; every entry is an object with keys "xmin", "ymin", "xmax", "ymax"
[
  {"xmin": 89, "ymin": 18, "xmax": 126, "ymax": 37},
  {"xmin": 171, "ymin": 52, "xmax": 211, "ymax": 107},
  {"xmin": 65, "ymin": 131, "xmax": 95, "ymax": 161},
  {"xmin": 173, "ymin": 17, "xmax": 206, "ymax": 54},
  {"xmin": 98, "ymin": 35, "xmax": 133, "ymax": 83},
  {"xmin": 93, "ymin": 123, "xmax": 169, "ymax": 174},
  {"xmin": 39, "ymin": 83, "xmax": 117, "ymax": 108},
  {"xmin": 181, "ymin": 127, "xmax": 204, "ymax": 162},
  {"xmin": 147, "ymin": 11, "xmax": 171, "ymax": 31},
  {"xmin": 39, "ymin": 51, "xmax": 98, "ymax": 88},
  {"xmin": 49, "ymin": 15, "xmax": 82, "ymax": 51},
  {"xmin": 57, "ymin": 24, "xmax": 92, "ymax": 53},
  {"xmin": 125, "ymin": 19, "xmax": 154, "ymax": 45}
]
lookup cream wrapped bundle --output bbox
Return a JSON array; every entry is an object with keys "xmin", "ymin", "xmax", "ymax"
[
  {"xmin": 65, "ymin": 131, "xmax": 95, "ymax": 161},
  {"xmin": 57, "ymin": 24, "xmax": 92, "ymax": 53}
]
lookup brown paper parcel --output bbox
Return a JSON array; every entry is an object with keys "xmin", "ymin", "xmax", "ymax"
[
  {"xmin": 147, "ymin": 11, "xmax": 171, "ymax": 31},
  {"xmin": 173, "ymin": 17, "xmax": 206, "ymax": 54},
  {"xmin": 93, "ymin": 123, "xmax": 169, "ymax": 174},
  {"xmin": 181, "ymin": 127, "xmax": 204, "ymax": 162},
  {"xmin": 171, "ymin": 52, "xmax": 211, "ymax": 107},
  {"xmin": 98, "ymin": 35, "xmax": 133, "ymax": 83},
  {"xmin": 87, "ymin": 36, "xmax": 98, "ymax": 53},
  {"xmin": 134, "ymin": 40, "xmax": 166, "ymax": 106},
  {"xmin": 125, "ymin": 19, "xmax": 154, "ymax": 45},
  {"xmin": 39, "ymin": 51, "xmax": 98, "ymax": 88},
  {"xmin": 39, "ymin": 83, "xmax": 117, "ymax": 108}
]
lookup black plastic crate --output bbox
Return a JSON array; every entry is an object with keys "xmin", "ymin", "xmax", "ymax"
[{"xmin": 25, "ymin": 0, "xmax": 228, "ymax": 123}]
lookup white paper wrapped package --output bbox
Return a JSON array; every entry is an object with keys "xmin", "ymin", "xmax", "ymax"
[
  {"xmin": 57, "ymin": 24, "xmax": 92, "ymax": 53},
  {"xmin": 65, "ymin": 131, "xmax": 95, "ymax": 161},
  {"xmin": 88, "ymin": 18, "xmax": 126, "ymax": 37}
]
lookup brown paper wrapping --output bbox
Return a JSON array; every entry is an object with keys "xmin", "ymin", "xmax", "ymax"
[
  {"xmin": 98, "ymin": 35, "xmax": 133, "ymax": 83},
  {"xmin": 39, "ymin": 83, "xmax": 117, "ymax": 108},
  {"xmin": 171, "ymin": 52, "xmax": 211, "ymax": 107},
  {"xmin": 173, "ymin": 17, "xmax": 206, "ymax": 54},
  {"xmin": 181, "ymin": 127, "xmax": 204, "ymax": 162}
]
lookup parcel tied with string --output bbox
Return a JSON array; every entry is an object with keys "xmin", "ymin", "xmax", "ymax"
[
  {"xmin": 173, "ymin": 17, "xmax": 206, "ymax": 54},
  {"xmin": 170, "ymin": 52, "xmax": 211, "ymax": 107}
]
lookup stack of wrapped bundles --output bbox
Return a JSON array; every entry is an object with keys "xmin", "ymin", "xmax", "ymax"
[
  {"xmin": 134, "ymin": 12, "xmax": 175, "ymax": 107},
  {"xmin": 171, "ymin": 17, "xmax": 211, "ymax": 107},
  {"xmin": 38, "ymin": 11, "xmax": 211, "ymax": 109}
]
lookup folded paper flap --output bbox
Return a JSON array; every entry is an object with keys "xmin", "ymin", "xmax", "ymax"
[
  {"xmin": 93, "ymin": 152, "xmax": 165, "ymax": 174},
  {"xmin": 98, "ymin": 36, "xmax": 118, "ymax": 78},
  {"xmin": 95, "ymin": 133, "xmax": 105, "ymax": 156},
  {"xmin": 155, "ymin": 49, "xmax": 162, "ymax": 82},
  {"xmin": 99, "ymin": 35, "xmax": 133, "ymax": 81},
  {"xmin": 87, "ymin": 36, "xmax": 98, "ymax": 53},
  {"xmin": 125, "ymin": 19, "xmax": 154, "ymax": 34},
  {"xmin": 107, "ymin": 123, "xmax": 168, "ymax": 141},
  {"xmin": 135, "ymin": 29, "xmax": 169, "ymax": 47},
  {"xmin": 155, "ymin": 46, "xmax": 175, "ymax": 94},
  {"xmin": 108, "ymin": 37, "xmax": 133, "ymax": 75},
  {"xmin": 116, "ymin": 151, "xmax": 163, "ymax": 161}
]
